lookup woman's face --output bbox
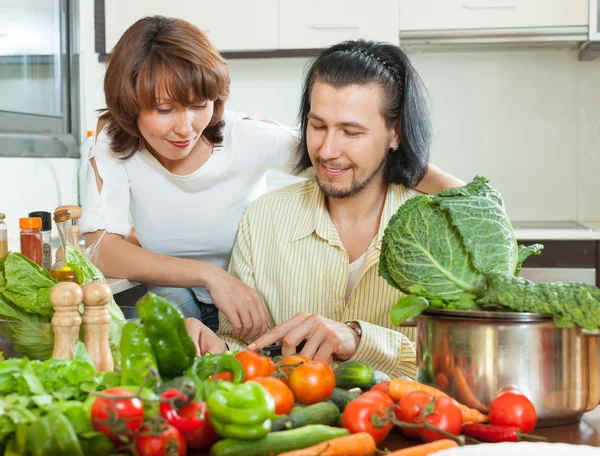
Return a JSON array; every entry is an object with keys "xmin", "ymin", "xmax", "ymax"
[{"xmin": 137, "ymin": 87, "xmax": 215, "ymax": 162}]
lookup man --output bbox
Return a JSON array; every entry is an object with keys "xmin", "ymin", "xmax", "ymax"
[{"xmin": 186, "ymin": 39, "xmax": 463, "ymax": 378}]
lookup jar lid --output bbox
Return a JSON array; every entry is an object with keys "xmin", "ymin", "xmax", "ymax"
[
  {"xmin": 20, "ymin": 217, "xmax": 42, "ymax": 229},
  {"xmin": 28, "ymin": 211, "xmax": 52, "ymax": 231}
]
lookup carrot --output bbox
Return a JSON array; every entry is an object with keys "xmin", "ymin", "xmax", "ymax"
[
  {"xmin": 451, "ymin": 367, "xmax": 489, "ymax": 423},
  {"xmin": 388, "ymin": 378, "xmax": 449, "ymax": 402},
  {"xmin": 388, "ymin": 378, "xmax": 489, "ymax": 424},
  {"xmin": 277, "ymin": 432, "xmax": 376, "ymax": 456},
  {"xmin": 385, "ymin": 439, "xmax": 459, "ymax": 456}
]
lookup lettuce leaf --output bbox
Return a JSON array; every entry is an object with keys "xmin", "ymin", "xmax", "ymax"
[{"xmin": 1, "ymin": 253, "xmax": 56, "ymax": 317}]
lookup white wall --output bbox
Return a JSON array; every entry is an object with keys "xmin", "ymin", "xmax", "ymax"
[{"xmin": 78, "ymin": 3, "xmax": 600, "ymax": 223}]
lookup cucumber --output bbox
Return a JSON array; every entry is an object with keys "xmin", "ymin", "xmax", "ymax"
[
  {"xmin": 334, "ymin": 360, "xmax": 375, "ymax": 390},
  {"xmin": 364, "ymin": 370, "xmax": 391, "ymax": 391},
  {"xmin": 210, "ymin": 425, "xmax": 350, "ymax": 456},
  {"xmin": 328, "ymin": 388, "xmax": 360, "ymax": 412},
  {"xmin": 284, "ymin": 401, "xmax": 340, "ymax": 429}
]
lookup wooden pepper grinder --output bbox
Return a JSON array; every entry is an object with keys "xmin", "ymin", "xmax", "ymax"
[
  {"xmin": 55, "ymin": 205, "xmax": 84, "ymax": 254},
  {"xmin": 82, "ymin": 277, "xmax": 114, "ymax": 372},
  {"xmin": 50, "ymin": 282, "xmax": 83, "ymax": 359}
]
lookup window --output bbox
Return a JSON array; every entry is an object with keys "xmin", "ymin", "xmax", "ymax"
[{"xmin": 0, "ymin": 0, "xmax": 79, "ymax": 157}]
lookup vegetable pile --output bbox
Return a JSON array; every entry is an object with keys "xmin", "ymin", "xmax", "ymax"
[
  {"xmin": 0, "ymin": 291, "xmax": 547, "ymax": 455},
  {"xmin": 380, "ymin": 176, "xmax": 600, "ymax": 330}
]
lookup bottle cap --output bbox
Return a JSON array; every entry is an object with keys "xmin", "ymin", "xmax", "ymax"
[
  {"xmin": 0, "ymin": 213, "xmax": 5, "ymax": 220},
  {"xmin": 20, "ymin": 217, "xmax": 42, "ymax": 229},
  {"xmin": 53, "ymin": 209, "xmax": 72, "ymax": 223},
  {"xmin": 29, "ymin": 211, "xmax": 52, "ymax": 231},
  {"xmin": 87, "ymin": 130, "xmax": 94, "ymax": 138}
]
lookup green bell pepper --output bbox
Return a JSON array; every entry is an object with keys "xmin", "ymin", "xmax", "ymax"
[
  {"xmin": 136, "ymin": 292, "xmax": 197, "ymax": 377},
  {"xmin": 208, "ymin": 381, "xmax": 275, "ymax": 440},
  {"xmin": 184, "ymin": 354, "xmax": 245, "ymax": 400},
  {"xmin": 27, "ymin": 411, "xmax": 84, "ymax": 456},
  {"xmin": 120, "ymin": 321, "xmax": 160, "ymax": 387}
]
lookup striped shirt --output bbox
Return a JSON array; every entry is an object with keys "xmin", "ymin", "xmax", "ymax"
[{"xmin": 219, "ymin": 178, "xmax": 418, "ymax": 378}]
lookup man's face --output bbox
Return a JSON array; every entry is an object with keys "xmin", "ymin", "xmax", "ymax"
[{"xmin": 307, "ymin": 80, "xmax": 399, "ymax": 199}]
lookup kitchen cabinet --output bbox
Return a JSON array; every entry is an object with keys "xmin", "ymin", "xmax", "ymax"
[
  {"xmin": 399, "ymin": 0, "xmax": 589, "ymax": 44},
  {"xmin": 278, "ymin": 0, "xmax": 399, "ymax": 49},
  {"xmin": 519, "ymin": 240, "xmax": 599, "ymax": 286},
  {"xmin": 399, "ymin": 0, "xmax": 588, "ymax": 31},
  {"xmin": 103, "ymin": 0, "xmax": 278, "ymax": 52}
]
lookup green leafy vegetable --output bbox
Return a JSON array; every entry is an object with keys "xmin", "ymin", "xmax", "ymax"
[{"xmin": 379, "ymin": 176, "xmax": 600, "ymax": 330}]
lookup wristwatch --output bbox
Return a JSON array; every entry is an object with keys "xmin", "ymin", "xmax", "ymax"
[{"xmin": 344, "ymin": 320, "xmax": 362, "ymax": 338}]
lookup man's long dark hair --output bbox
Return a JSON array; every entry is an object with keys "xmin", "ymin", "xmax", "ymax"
[{"xmin": 295, "ymin": 40, "xmax": 431, "ymax": 188}]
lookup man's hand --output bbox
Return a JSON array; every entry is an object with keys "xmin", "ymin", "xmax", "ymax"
[
  {"xmin": 204, "ymin": 266, "xmax": 269, "ymax": 340},
  {"xmin": 247, "ymin": 313, "xmax": 360, "ymax": 362},
  {"xmin": 185, "ymin": 317, "xmax": 228, "ymax": 356}
]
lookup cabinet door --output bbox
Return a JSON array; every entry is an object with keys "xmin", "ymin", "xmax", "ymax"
[
  {"xmin": 105, "ymin": 0, "xmax": 278, "ymax": 52},
  {"xmin": 279, "ymin": 0, "xmax": 399, "ymax": 49},
  {"xmin": 590, "ymin": 0, "xmax": 600, "ymax": 40},
  {"xmin": 399, "ymin": 0, "xmax": 588, "ymax": 31}
]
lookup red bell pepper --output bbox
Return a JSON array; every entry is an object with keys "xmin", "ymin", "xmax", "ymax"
[
  {"xmin": 462, "ymin": 423, "xmax": 545, "ymax": 443},
  {"xmin": 160, "ymin": 389, "xmax": 204, "ymax": 432}
]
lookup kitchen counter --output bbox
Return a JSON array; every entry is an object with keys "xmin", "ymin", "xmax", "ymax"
[
  {"xmin": 106, "ymin": 277, "xmax": 140, "ymax": 295},
  {"xmin": 513, "ymin": 222, "xmax": 600, "ymax": 241}
]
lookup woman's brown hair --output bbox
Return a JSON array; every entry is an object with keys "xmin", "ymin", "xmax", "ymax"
[{"xmin": 100, "ymin": 16, "xmax": 230, "ymax": 158}]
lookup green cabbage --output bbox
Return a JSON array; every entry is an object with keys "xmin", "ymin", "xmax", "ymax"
[{"xmin": 379, "ymin": 176, "xmax": 600, "ymax": 329}]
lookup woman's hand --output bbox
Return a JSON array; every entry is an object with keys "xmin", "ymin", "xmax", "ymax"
[
  {"xmin": 204, "ymin": 266, "xmax": 269, "ymax": 341},
  {"xmin": 185, "ymin": 318, "xmax": 228, "ymax": 356}
]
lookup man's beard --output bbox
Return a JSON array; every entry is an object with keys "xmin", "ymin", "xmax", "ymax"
[{"xmin": 316, "ymin": 154, "xmax": 387, "ymax": 199}]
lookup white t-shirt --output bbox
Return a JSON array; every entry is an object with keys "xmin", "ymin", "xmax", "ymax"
[
  {"xmin": 345, "ymin": 251, "xmax": 367, "ymax": 303},
  {"xmin": 80, "ymin": 111, "xmax": 299, "ymax": 303}
]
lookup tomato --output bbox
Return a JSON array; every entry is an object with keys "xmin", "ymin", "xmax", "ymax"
[
  {"xmin": 395, "ymin": 391, "xmax": 434, "ymax": 440},
  {"xmin": 489, "ymin": 391, "xmax": 537, "ymax": 433},
  {"xmin": 253, "ymin": 376, "xmax": 295, "ymax": 415},
  {"xmin": 91, "ymin": 387, "xmax": 144, "ymax": 441},
  {"xmin": 209, "ymin": 372, "xmax": 234, "ymax": 381},
  {"xmin": 369, "ymin": 381, "xmax": 391, "ymax": 395},
  {"xmin": 275, "ymin": 355, "xmax": 310, "ymax": 384},
  {"xmin": 136, "ymin": 424, "xmax": 186, "ymax": 456},
  {"xmin": 177, "ymin": 401, "xmax": 220, "ymax": 450},
  {"xmin": 415, "ymin": 396, "xmax": 462, "ymax": 442},
  {"xmin": 342, "ymin": 390, "xmax": 395, "ymax": 443},
  {"xmin": 235, "ymin": 350, "xmax": 276, "ymax": 381},
  {"xmin": 287, "ymin": 360, "xmax": 335, "ymax": 404},
  {"xmin": 434, "ymin": 373, "xmax": 450, "ymax": 393}
]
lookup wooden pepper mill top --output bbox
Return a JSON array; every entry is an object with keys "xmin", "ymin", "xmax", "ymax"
[
  {"xmin": 82, "ymin": 277, "xmax": 114, "ymax": 372},
  {"xmin": 50, "ymin": 282, "xmax": 83, "ymax": 359}
]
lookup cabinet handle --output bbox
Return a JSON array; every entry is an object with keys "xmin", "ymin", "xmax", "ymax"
[
  {"xmin": 464, "ymin": 4, "xmax": 516, "ymax": 9},
  {"xmin": 308, "ymin": 25, "xmax": 360, "ymax": 30}
]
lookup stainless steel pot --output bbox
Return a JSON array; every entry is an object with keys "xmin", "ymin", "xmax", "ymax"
[{"xmin": 416, "ymin": 308, "xmax": 600, "ymax": 427}]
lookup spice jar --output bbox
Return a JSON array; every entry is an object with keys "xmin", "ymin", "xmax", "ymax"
[
  {"xmin": 0, "ymin": 213, "xmax": 7, "ymax": 259},
  {"xmin": 29, "ymin": 211, "xmax": 52, "ymax": 269},
  {"xmin": 20, "ymin": 217, "xmax": 43, "ymax": 266}
]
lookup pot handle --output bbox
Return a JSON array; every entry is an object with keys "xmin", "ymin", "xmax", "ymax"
[
  {"xmin": 402, "ymin": 317, "xmax": 417, "ymax": 327},
  {"xmin": 583, "ymin": 329, "xmax": 600, "ymax": 337}
]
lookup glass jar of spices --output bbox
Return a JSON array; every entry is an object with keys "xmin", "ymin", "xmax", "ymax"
[
  {"xmin": 29, "ymin": 211, "xmax": 52, "ymax": 269},
  {"xmin": 20, "ymin": 217, "xmax": 43, "ymax": 266},
  {"xmin": 0, "ymin": 213, "xmax": 7, "ymax": 259}
]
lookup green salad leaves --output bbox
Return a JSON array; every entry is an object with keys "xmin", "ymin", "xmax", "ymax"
[{"xmin": 380, "ymin": 176, "xmax": 600, "ymax": 330}]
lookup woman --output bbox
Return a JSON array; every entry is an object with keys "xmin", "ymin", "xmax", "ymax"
[{"xmin": 81, "ymin": 16, "xmax": 463, "ymax": 339}]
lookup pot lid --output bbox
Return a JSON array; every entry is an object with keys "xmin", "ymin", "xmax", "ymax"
[{"xmin": 422, "ymin": 307, "xmax": 552, "ymax": 321}]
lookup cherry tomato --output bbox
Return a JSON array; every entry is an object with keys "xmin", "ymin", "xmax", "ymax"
[
  {"xmin": 253, "ymin": 376, "xmax": 295, "ymax": 415},
  {"xmin": 395, "ymin": 391, "xmax": 434, "ymax": 439},
  {"xmin": 342, "ymin": 390, "xmax": 395, "ymax": 443},
  {"xmin": 288, "ymin": 360, "xmax": 335, "ymax": 404},
  {"xmin": 91, "ymin": 387, "xmax": 144, "ymax": 441},
  {"xmin": 235, "ymin": 350, "xmax": 276, "ymax": 381},
  {"xmin": 489, "ymin": 391, "xmax": 537, "ymax": 433},
  {"xmin": 136, "ymin": 424, "xmax": 186, "ymax": 456},
  {"xmin": 415, "ymin": 396, "xmax": 462, "ymax": 442},
  {"xmin": 176, "ymin": 401, "xmax": 220, "ymax": 450},
  {"xmin": 275, "ymin": 355, "xmax": 310, "ymax": 384}
]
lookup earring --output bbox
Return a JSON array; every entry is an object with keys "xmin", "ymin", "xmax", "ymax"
[{"xmin": 392, "ymin": 145, "xmax": 399, "ymax": 151}]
